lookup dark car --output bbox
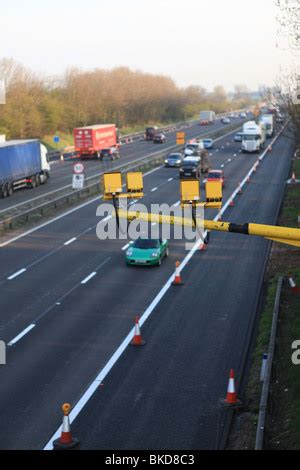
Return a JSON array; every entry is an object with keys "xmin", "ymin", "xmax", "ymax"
[
  {"xmin": 234, "ymin": 132, "xmax": 243, "ymax": 142},
  {"xmin": 179, "ymin": 157, "xmax": 201, "ymax": 179},
  {"xmin": 153, "ymin": 133, "xmax": 166, "ymax": 144},
  {"xmin": 164, "ymin": 153, "xmax": 183, "ymax": 167},
  {"xmin": 100, "ymin": 147, "xmax": 120, "ymax": 161},
  {"xmin": 145, "ymin": 126, "xmax": 159, "ymax": 141},
  {"xmin": 207, "ymin": 169, "xmax": 225, "ymax": 187}
]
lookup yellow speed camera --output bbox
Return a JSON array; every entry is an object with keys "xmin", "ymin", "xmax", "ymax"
[
  {"xmin": 126, "ymin": 172, "xmax": 144, "ymax": 197},
  {"xmin": 180, "ymin": 179, "xmax": 201, "ymax": 207},
  {"xmin": 205, "ymin": 180, "xmax": 222, "ymax": 208},
  {"xmin": 103, "ymin": 172, "xmax": 122, "ymax": 199}
]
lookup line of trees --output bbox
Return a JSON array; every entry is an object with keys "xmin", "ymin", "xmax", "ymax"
[{"xmin": 0, "ymin": 58, "xmax": 255, "ymax": 140}]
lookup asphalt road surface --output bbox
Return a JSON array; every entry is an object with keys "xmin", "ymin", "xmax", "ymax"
[{"xmin": 0, "ymin": 123, "xmax": 293, "ymax": 449}]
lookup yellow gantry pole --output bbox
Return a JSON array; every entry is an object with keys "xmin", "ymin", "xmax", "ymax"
[{"xmin": 117, "ymin": 209, "xmax": 300, "ymax": 248}]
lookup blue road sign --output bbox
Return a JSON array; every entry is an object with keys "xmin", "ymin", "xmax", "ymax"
[{"xmin": 53, "ymin": 135, "xmax": 60, "ymax": 143}]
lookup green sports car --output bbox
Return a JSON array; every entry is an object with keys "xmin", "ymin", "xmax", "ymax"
[{"xmin": 125, "ymin": 237, "xmax": 169, "ymax": 266}]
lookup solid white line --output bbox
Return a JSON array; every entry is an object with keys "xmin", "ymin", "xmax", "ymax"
[
  {"xmin": 168, "ymin": 177, "xmax": 173, "ymax": 182},
  {"xmin": 173, "ymin": 200, "xmax": 181, "ymax": 207},
  {"xmin": 122, "ymin": 243, "xmax": 130, "ymax": 251},
  {"xmin": 220, "ymin": 164, "xmax": 225, "ymax": 168},
  {"xmin": 64, "ymin": 237, "xmax": 77, "ymax": 246},
  {"xmin": 8, "ymin": 324, "xmax": 35, "ymax": 346},
  {"xmin": 7, "ymin": 268, "xmax": 27, "ymax": 280},
  {"xmin": 81, "ymin": 272, "xmax": 97, "ymax": 285},
  {"xmin": 151, "ymin": 187, "xmax": 158, "ymax": 192}
]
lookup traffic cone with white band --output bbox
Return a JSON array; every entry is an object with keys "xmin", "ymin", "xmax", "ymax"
[
  {"xmin": 130, "ymin": 316, "xmax": 146, "ymax": 346},
  {"xmin": 53, "ymin": 403, "xmax": 79, "ymax": 449},
  {"xmin": 287, "ymin": 274, "xmax": 300, "ymax": 295},
  {"xmin": 172, "ymin": 261, "xmax": 184, "ymax": 286}
]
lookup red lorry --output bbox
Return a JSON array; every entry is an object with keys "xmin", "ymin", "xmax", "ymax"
[{"xmin": 74, "ymin": 124, "xmax": 118, "ymax": 160}]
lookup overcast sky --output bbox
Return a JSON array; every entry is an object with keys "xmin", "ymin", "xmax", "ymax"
[{"xmin": 0, "ymin": 0, "xmax": 296, "ymax": 91}]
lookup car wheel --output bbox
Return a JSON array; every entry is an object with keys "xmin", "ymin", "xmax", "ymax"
[
  {"xmin": 1, "ymin": 185, "xmax": 8, "ymax": 198},
  {"xmin": 30, "ymin": 175, "xmax": 36, "ymax": 188},
  {"xmin": 157, "ymin": 257, "xmax": 162, "ymax": 266},
  {"xmin": 8, "ymin": 184, "xmax": 13, "ymax": 196},
  {"xmin": 36, "ymin": 174, "xmax": 41, "ymax": 186},
  {"xmin": 165, "ymin": 247, "xmax": 169, "ymax": 257}
]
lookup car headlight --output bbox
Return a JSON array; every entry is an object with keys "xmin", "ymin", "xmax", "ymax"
[
  {"xmin": 126, "ymin": 248, "xmax": 133, "ymax": 256},
  {"xmin": 152, "ymin": 252, "xmax": 159, "ymax": 257},
  {"xmin": 165, "ymin": 159, "xmax": 168, "ymax": 163},
  {"xmin": 180, "ymin": 168, "xmax": 184, "ymax": 172},
  {"xmin": 176, "ymin": 159, "xmax": 181, "ymax": 163}
]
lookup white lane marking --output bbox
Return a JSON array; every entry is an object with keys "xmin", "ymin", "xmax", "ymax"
[
  {"xmin": 64, "ymin": 237, "xmax": 77, "ymax": 246},
  {"xmin": 8, "ymin": 324, "xmax": 36, "ymax": 346},
  {"xmin": 227, "ymin": 142, "xmax": 230, "ymax": 145},
  {"xmin": 234, "ymin": 154, "xmax": 237, "ymax": 157},
  {"xmin": 227, "ymin": 158, "xmax": 232, "ymax": 162},
  {"xmin": 151, "ymin": 187, "xmax": 158, "ymax": 192},
  {"xmin": 168, "ymin": 177, "xmax": 174, "ymax": 182},
  {"xmin": 122, "ymin": 243, "xmax": 130, "ymax": 251},
  {"xmin": 220, "ymin": 164, "xmax": 225, "ymax": 168},
  {"xmin": 151, "ymin": 222, "xmax": 157, "ymax": 226},
  {"xmin": 45, "ymin": 122, "xmax": 288, "ymax": 450},
  {"xmin": 81, "ymin": 272, "xmax": 97, "ymax": 285},
  {"xmin": 173, "ymin": 200, "xmax": 181, "ymax": 207},
  {"xmin": 7, "ymin": 268, "xmax": 27, "ymax": 280}
]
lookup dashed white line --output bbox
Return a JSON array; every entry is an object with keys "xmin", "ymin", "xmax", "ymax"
[
  {"xmin": 227, "ymin": 158, "xmax": 232, "ymax": 162},
  {"xmin": 122, "ymin": 243, "xmax": 130, "ymax": 251},
  {"xmin": 8, "ymin": 324, "xmax": 36, "ymax": 346},
  {"xmin": 151, "ymin": 187, "xmax": 158, "ymax": 192},
  {"xmin": 168, "ymin": 177, "xmax": 174, "ymax": 182},
  {"xmin": 7, "ymin": 268, "xmax": 27, "ymax": 281},
  {"xmin": 64, "ymin": 237, "xmax": 77, "ymax": 246},
  {"xmin": 151, "ymin": 222, "xmax": 157, "ymax": 226},
  {"xmin": 81, "ymin": 272, "xmax": 97, "ymax": 285},
  {"xmin": 220, "ymin": 164, "xmax": 225, "ymax": 168}
]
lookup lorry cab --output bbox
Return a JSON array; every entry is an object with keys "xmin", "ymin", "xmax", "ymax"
[
  {"xmin": 145, "ymin": 126, "xmax": 159, "ymax": 141},
  {"xmin": 242, "ymin": 121, "xmax": 266, "ymax": 153},
  {"xmin": 40, "ymin": 144, "xmax": 50, "ymax": 181}
]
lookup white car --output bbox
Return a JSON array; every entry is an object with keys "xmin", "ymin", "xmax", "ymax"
[
  {"xmin": 240, "ymin": 112, "xmax": 247, "ymax": 118},
  {"xmin": 222, "ymin": 117, "xmax": 230, "ymax": 124}
]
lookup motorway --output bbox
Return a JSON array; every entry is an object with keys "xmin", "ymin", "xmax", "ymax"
[
  {"xmin": 0, "ymin": 122, "xmax": 294, "ymax": 449},
  {"xmin": 0, "ymin": 118, "xmax": 245, "ymax": 213}
]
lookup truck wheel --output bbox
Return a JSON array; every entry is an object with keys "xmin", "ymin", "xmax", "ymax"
[
  {"xmin": 8, "ymin": 184, "xmax": 13, "ymax": 197},
  {"xmin": 30, "ymin": 175, "xmax": 37, "ymax": 188},
  {"xmin": 1, "ymin": 185, "xmax": 8, "ymax": 198}
]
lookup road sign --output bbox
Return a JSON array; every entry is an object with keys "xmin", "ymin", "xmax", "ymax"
[
  {"xmin": 176, "ymin": 132, "xmax": 185, "ymax": 145},
  {"xmin": 72, "ymin": 174, "xmax": 85, "ymax": 189},
  {"xmin": 73, "ymin": 162, "xmax": 85, "ymax": 174},
  {"xmin": 53, "ymin": 135, "xmax": 60, "ymax": 144}
]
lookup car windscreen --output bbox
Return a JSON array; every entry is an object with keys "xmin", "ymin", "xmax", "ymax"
[
  {"xmin": 182, "ymin": 161, "xmax": 197, "ymax": 168},
  {"xmin": 186, "ymin": 144, "xmax": 197, "ymax": 150},
  {"xmin": 168, "ymin": 154, "xmax": 181, "ymax": 159},
  {"xmin": 134, "ymin": 239, "xmax": 160, "ymax": 249},
  {"xmin": 208, "ymin": 172, "xmax": 221, "ymax": 179},
  {"xmin": 243, "ymin": 134, "xmax": 260, "ymax": 141}
]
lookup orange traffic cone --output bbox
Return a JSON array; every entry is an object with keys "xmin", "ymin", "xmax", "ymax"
[
  {"xmin": 229, "ymin": 199, "xmax": 235, "ymax": 207},
  {"xmin": 53, "ymin": 404, "xmax": 79, "ymax": 449},
  {"xmin": 225, "ymin": 369, "xmax": 237, "ymax": 404},
  {"xmin": 247, "ymin": 175, "xmax": 251, "ymax": 183},
  {"xmin": 220, "ymin": 369, "xmax": 243, "ymax": 408},
  {"xmin": 130, "ymin": 316, "xmax": 146, "ymax": 346},
  {"xmin": 199, "ymin": 243, "xmax": 207, "ymax": 251},
  {"xmin": 171, "ymin": 261, "xmax": 184, "ymax": 286},
  {"xmin": 268, "ymin": 145, "xmax": 272, "ymax": 152}
]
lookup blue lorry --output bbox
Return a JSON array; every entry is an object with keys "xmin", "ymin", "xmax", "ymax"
[{"xmin": 0, "ymin": 139, "xmax": 50, "ymax": 198}]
